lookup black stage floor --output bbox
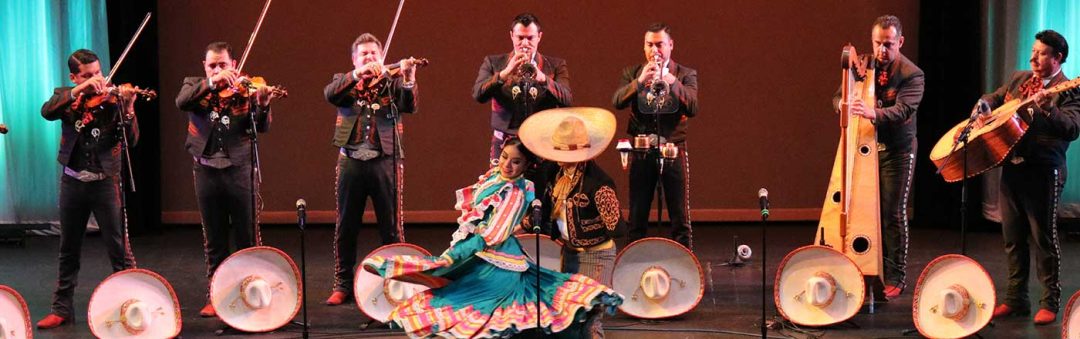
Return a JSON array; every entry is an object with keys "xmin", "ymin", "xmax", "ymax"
[{"xmin": 2, "ymin": 222, "xmax": 1077, "ymax": 338}]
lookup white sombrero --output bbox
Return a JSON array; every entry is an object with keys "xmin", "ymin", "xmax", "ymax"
[
  {"xmin": 518, "ymin": 107, "xmax": 617, "ymax": 163},
  {"xmin": 355, "ymin": 243, "xmax": 432, "ymax": 323},
  {"xmin": 913, "ymin": 254, "xmax": 994, "ymax": 339},
  {"xmin": 515, "ymin": 233, "xmax": 563, "ymax": 272},
  {"xmin": 0, "ymin": 285, "xmax": 31, "ymax": 339},
  {"xmin": 1065, "ymin": 289, "xmax": 1080, "ymax": 338},
  {"xmin": 774, "ymin": 245, "xmax": 865, "ymax": 327},
  {"xmin": 87, "ymin": 269, "xmax": 181, "ymax": 339},
  {"xmin": 210, "ymin": 246, "xmax": 301, "ymax": 333},
  {"xmin": 613, "ymin": 237, "xmax": 704, "ymax": 319}
]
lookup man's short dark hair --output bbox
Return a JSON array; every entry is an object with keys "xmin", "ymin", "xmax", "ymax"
[
  {"xmin": 510, "ymin": 12, "xmax": 541, "ymax": 31},
  {"xmin": 873, "ymin": 15, "xmax": 903, "ymax": 37},
  {"xmin": 68, "ymin": 49, "xmax": 98, "ymax": 74},
  {"xmin": 1036, "ymin": 29, "xmax": 1069, "ymax": 64},
  {"xmin": 351, "ymin": 33, "xmax": 383, "ymax": 55},
  {"xmin": 647, "ymin": 22, "xmax": 672, "ymax": 38},
  {"xmin": 205, "ymin": 41, "xmax": 234, "ymax": 60}
]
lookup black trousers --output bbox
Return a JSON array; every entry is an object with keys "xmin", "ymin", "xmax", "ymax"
[
  {"xmin": 878, "ymin": 150, "xmax": 915, "ymax": 287},
  {"xmin": 193, "ymin": 162, "xmax": 255, "ymax": 298},
  {"xmin": 1000, "ymin": 162, "xmax": 1064, "ymax": 312},
  {"xmin": 628, "ymin": 143, "xmax": 692, "ymax": 250},
  {"xmin": 51, "ymin": 174, "xmax": 134, "ymax": 318},
  {"xmin": 333, "ymin": 154, "xmax": 401, "ymax": 292}
]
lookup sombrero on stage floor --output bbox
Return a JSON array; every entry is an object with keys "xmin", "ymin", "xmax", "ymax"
[
  {"xmin": 514, "ymin": 233, "xmax": 563, "ymax": 272},
  {"xmin": 0, "ymin": 285, "xmax": 31, "ymax": 339},
  {"xmin": 354, "ymin": 243, "xmax": 432, "ymax": 323},
  {"xmin": 612, "ymin": 237, "xmax": 704, "ymax": 319},
  {"xmin": 774, "ymin": 245, "xmax": 865, "ymax": 327},
  {"xmin": 210, "ymin": 246, "xmax": 301, "ymax": 333},
  {"xmin": 87, "ymin": 269, "xmax": 181, "ymax": 338},
  {"xmin": 912, "ymin": 254, "xmax": 994, "ymax": 339}
]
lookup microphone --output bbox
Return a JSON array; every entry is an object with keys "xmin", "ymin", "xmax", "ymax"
[
  {"xmin": 530, "ymin": 199, "xmax": 543, "ymax": 233},
  {"xmin": 296, "ymin": 198, "xmax": 307, "ymax": 226},
  {"xmin": 969, "ymin": 99, "xmax": 991, "ymax": 121},
  {"xmin": 0, "ymin": 123, "xmax": 7, "ymax": 134},
  {"xmin": 758, "ymin": 188, "xmax": 770, "ymax": 219}
]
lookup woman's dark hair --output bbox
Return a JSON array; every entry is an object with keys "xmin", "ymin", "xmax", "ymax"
[{"xmin": 501, "ymin": 137, "xmax": 539, "ymax": 166}]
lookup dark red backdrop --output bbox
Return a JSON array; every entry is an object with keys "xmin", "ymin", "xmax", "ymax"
[{"xmin": 156, "ymin": 1, "xmax": 920, "ymax": 224}]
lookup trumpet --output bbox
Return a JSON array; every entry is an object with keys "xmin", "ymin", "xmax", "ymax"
[
  {"xmin": 517, "ymin": 47, "xmax": 537, "ymax": 80},
  {"xmin": 649, "ymin": 55, "xmax": 668, "ymax": 94}
]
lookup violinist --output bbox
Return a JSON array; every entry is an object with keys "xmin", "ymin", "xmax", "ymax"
[
  {"xmin": 175, "ymin": 41, "xmax": 282, "ymax": 318},
  {"xmin": 37, "ymin": 49, "xmax": 140, "ymax": 329},
  {"xmin": 473, "ymin": 12, "xmax": 572, "ymax": 164},
  {"xmin": 323, "ymin": 33, "xmax": 418, "ymax": 306}
]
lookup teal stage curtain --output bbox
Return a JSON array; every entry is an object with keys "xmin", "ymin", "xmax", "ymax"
[
  {"xmin": 1015, "ymin": 1, "xmax": 1080, "ymax": 216},
  {"xmin": 0, "ymin": 0, "xmax": 109, "ymax": 223}
]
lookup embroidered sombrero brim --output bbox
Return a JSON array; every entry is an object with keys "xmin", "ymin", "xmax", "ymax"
[
  {"xmin": 87, "ymin": 269, "xmax": 181, "ymax": 338},
  {"xmin": 613, "ymin": 237, "xmax": 703, "ymax": 319},
  {"xmin": 913, "ymin": 254, "xmax": 994, "ymax": 339},
  {"xmin": 518, "ymin": 107, "xmax": 616, "ymax": 163},
  {"xmin": 774, "ymin": 245, "xmax": 865, "ymax": 327},
  {"xmin": 210, "ymin": 246, "xmax": 301, "ymax": 333},
  {"xmin": 355, "ymin": 243, "xmax": 432, "ymax": 323}
]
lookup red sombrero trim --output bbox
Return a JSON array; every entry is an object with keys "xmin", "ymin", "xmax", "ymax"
[
  {"xmin": 912, "ymin": 254, "xmax": 995, "ymax": 339},
  {"xmin": 614, "ymin": 237, "xmax": 705, "ymax": 319},
  {"xmin": 0, "ymin": 285, "xmax": 32, "ymax": 339},
  {"xmin": 773, "ymin": 245, "xmax": 865, "ymax": 327},
  {"xmin": 86, "ymin": 268, "xmax": 182, "ymax": 338}
]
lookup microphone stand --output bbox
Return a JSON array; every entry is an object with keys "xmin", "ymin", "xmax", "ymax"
[
  {"xmin": 296, "ymin": 202, "xmax": 310, "ymax": 339},
  {"xmin": 532, "ymin": 218, "xmax": 542, "ymax": 336},
  {"xmin": 759, "ymin": 195, "xmax": 769, "ymax": 339},
  {"xmin": 248, "ymin": 104, "xmax": 264, "ymax": 246}
]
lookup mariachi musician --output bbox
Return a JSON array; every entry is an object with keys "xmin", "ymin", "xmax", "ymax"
[
  {"xmin": 831, "ymin": 15, "xmax": 924, "ymax": 300},
  {"xmin": 37, "ymin": 49, "xmax": 141, "ymax": 329},
  {"xmin": 323, "ymin": 33, "xmax": 420, "ymax": 306},
  {"xmin": 175, "ymin": 41, "xmax": 283, "ymax": 318},
  {"xmin": 976, "ymin": 30, "xmax": 1080, "ymax": 325}
]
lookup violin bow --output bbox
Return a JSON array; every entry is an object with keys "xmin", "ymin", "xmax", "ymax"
[
  {"xmin": 236, "ymin": 0, "xmax": 273, "ymax": 73},
  {"xmin": 104, "ymin": 12, "xmax": 152, "ymax": 84},
  {"xmin": 378, "ymin": 0, "xmax": 407, "ymax": 65}
]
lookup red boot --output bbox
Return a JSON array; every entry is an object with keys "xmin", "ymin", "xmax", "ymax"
[
  {"xmin": 199, "ymin": 303, "xmax": 216, "ymax": 317},
  {"xmin": 36, "ymin": 314, "xmax": 68, "ymax": 329},
  {"xmin": 325, "ymin": 291, "xmax": 349, "ymax": 305},
  {"xmin": 883, "ymin": 284, "xmax": 904, "ymax": 300},
  {"xmin": 992, "ymin": 304, "xmax": 1028, "ymax": 318},
  {"xmin": 1034, "ymin": 309, "xmax": 1057, "ymax": 325}
]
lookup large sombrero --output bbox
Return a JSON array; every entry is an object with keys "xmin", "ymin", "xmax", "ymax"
[
  {"xmin": 774, "ymin": 245, "xmax": 865, "ymax": 327},
  {"xmin": 515, "ymin": 233, "xmax": 563, "ymax": 272},
  {"xmin": 0, "ymin": 285, "xmax": 31, "ymax": 339},
  {"xmin": 87, "ymin": 269, "xmax": 181, "ymax": 338},
  {"xmin": 613, "ymin": 237, "xmax": 704, "ymax": 319},
  {"xmin": 210, "ymin": 246, "xmax": 301, "ymax": 333},
  {"xmin": 1065, "ymin": 289, "xmax": 1080, "ymax": 338},
  {"xmin": 913, "ymin": 254, "xmax": 994, "ymax": 339},
  {"xmin": 355, "ymin": 243, "xmax": 432, "ymax": 323},
  {"xmin": 518, "ymin": 107, "xmax": 617, "ymax": 163}
]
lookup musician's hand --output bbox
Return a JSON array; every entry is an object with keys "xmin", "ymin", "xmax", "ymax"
[
  {"xmin": 1033, "ymin": 89, "xmax": 1054, "ymax": 111},
  {"xmin": 400, "ymin": 57, "xmax": 417, "ymax": 82},
  {"xmin": 359, "ymin": 62, "xmax": 384, "ymax": 79},
  {"xmin": 662, "ymin": 72, "xmax": 677, "ymax": 85},
  {"xmin": 850, "ymin": 99, "xmax": 876, "ymax": 120},
  {"xmin": 117, "ymin": 85, "xmax": 139, "ymax": 102},
  {"xmin": 534, "ymin": 68, "xmax": 548, "ymax": 84},
  {"xmin": 499, "ymin": 52, "xmax": 529, "ymax": 81},
  {"xmin": 255, "ymin": 86, "xmax": 277, "ymax": 106},
  {"xmin": 637, "ymin": 62, "xmax": 660, "ymax": 84},
  {"xmin": 73, "ymin": 75, "xmax": 107, "ymax": 97},
  {"xmin": 210, "ymin": 69, "xmax": 239, "ymax": 89}
]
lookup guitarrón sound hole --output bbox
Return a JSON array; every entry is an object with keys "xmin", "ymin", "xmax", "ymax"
[
  {"xmin": 832, "ymin": 191, "xmax": 841, "ymax": 203},
  {"xmin": 852, "ymin": 236, "xmax": 871, "ymax": 254},
  {"xmin": 859, "ymin": 145, "xmax": 871, "ymax": 155}
]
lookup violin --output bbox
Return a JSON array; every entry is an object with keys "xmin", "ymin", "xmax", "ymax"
[
  {"xmin": 71, "ymin": 83, "xmax": 157, "ymax": 112},
  {"xmin": 218, "ymin": 75, "xmax": 288, "ymax": 99},
  {"xmin": 354, "ymin": 58, "xmax": 428, "ymax": 102}
]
